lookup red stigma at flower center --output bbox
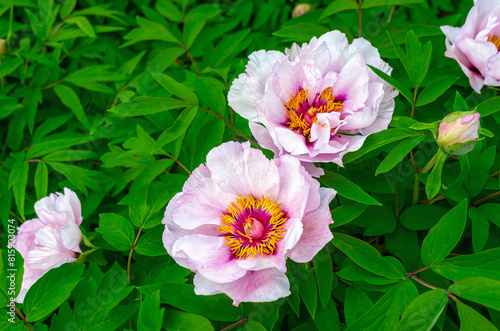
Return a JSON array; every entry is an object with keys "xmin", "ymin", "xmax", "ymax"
[
  {"xmin": 284, "ymin": 88, "xmax": 343, "ymax": 141},
  {"xmin": 219, "ymin": 195, "xmax": 287, "ymax": 259}
]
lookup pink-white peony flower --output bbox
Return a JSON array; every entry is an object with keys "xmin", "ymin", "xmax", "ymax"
[
  {"xmin": 228, "ymin": 30, "xmax": 398, "ymax": 166},
  {"xmin": 437, "ymin": 111, "xmax": 481, "ymax": 155},
  {"xmin": 162, "ymin": 141, "xmax": 335, "ymax": 306},
  {"xmin": 441, "ymin": 0, "xmax": 500, "ymax": 93},
  {"xmin": 14, "ymin": 188, "xmax": 83, "ymax": 303}
]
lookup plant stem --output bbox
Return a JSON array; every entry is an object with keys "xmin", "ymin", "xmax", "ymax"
[
  {"xmin": 167, "ymin": 153, "xmax": 191, "ymax": 175},
  {"xmin": 471, "ymin": 190, "xmax": 500, "ymax": 207},
  {"xmin": 186, "ymin": 50, "xmax": 201, "ymax": 77},
  {"xmin": 127, "ymin": 227, "xmax": 142, "ymax": 285},
  {"xmin": 221, "ymin": 317, "xmax": 248, "ymax": 331},
  {"xmin": 358, "ymin": 0, "xmax": 362, "ymax": 37},
  {"xmin": 199, "ymin": 105, "xmax": 256, "ymax": 144},
  {"xmin": 387, "ymin": 5, "xmax": 395, "ymax": 23},
  {"xmin": 420, "ymin": 152, "xmax": 438, "ymax": 174},
  {"xmin": 15, "ymin": 305, "xmax": 33, "ymax": 331}
]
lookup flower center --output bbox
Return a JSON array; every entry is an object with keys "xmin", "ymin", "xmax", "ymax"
[
  {"xmin": 488, "ymin": 34, "xmax": 500, "ymax": 51},
  {"xmin": 219, "ymin": 194, "xmax": 287, "ymax": 259},
  {"xmin": 284, "ymin": 88, "xmax": 343, "ymax": 141}
]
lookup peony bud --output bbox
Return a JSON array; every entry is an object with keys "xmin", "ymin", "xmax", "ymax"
[
  {"xmin": 0, "ymin": 39, "xmax": 8, "ymax": 55},
  {"xmin": 437, "ymin": 111, "xmax": 480, "ymax": 155},
  {"xmin": 292, "ymin": 3, "xmax": 312, "ymax": 18}
]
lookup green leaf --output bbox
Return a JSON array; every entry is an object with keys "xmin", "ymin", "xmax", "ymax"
[
  {"xmin": 27, "ymin": 135, "xmax": 96, "ymax": 159},
  {"xmin": 289, "ymin": 262, "xmax": 318, "ymax": 319},
  {"xmin": 24, "ymin": 263, "xmax": 84, "ymax": 322},
  {"xmin": 426, "ymin": 149, "xmax": 449, "ymax": 199},
  {"xmin": 314, "ymin": 298, "xmax": 341, "ymax": 331},
  {"xmin": 151, "ymin": 73, "xmax": 198, "ymax": 104},
  {"xmin": 368, "ymin": 65, "xmax": 414, "ymax": 104},
  {"xmin": 8, "ymin": 157, "xmax": 29, "ymax": 220},
  {"xmin": 452, "ymin": 92, "xmax": 469, "ymax": 112},
  {"xmin": 138, "ymin": 283, "xmax": 244, "ymax": 322},
  {"xmin": 361, "ymin": 0, "xmax": 423, "ymax": 9},
  {"xmin": 122, "ymin": 16, "xmax": 180, "ymax": 47},
  {"xmin": 60, "ymin": 0, "xmax": 77, "ymax": 18},
  {"xmin": 466, "ymin": 146, "xmax": 496, "ymax": 197},
  {"xmin": 54, "ymin": 84, "xmax": 90, "ymax": 129},
  {"xmin": 479, "ymin": 204, "xmax": 500, "ymax": 227},
  {"xmin": 399, "ymin": 204, "xmax": 448, "ymax": 231},
  {"xmin": 332, "ymin": 233, "xmax": 405, "ymax": 279},
  {"xmin": 138, "ymin": 291, "xmax": 164, "ymax": 331},
  {"xmin": 344, "ymin": 287, "xmax": 373, "ymax": 327},
  {"xmin": 337, "ymin": 263, "xmax": 401, "ymax": 285},
  {"xmin": 34, "ymin": 161, "xmax": 48, "ymax": 200},
  {"xmin": 469, "ymin": 207, "xmax": 490, "ymax": 253},
  {"xmin": 456, "ymin": 301, "xmax": 499, "ymax": 331},
  {"xmin": 153, "ymin": 106, "xmax": 198, "ymax": 152},
  {"xmin": 98, "ymin": 213, "xmax": 135, "ymax": 251},
  {"xmin": 416, "ymin": 76, "xmax": 459, "ymax": 106},
  {"xmin": 192, "ymin": 119, "xmax": 225, "ymax": 168},
  {"xmin": 314, "ymin": 247, "xmax": 333, "ymax": 309},
  {"xmin": 421, "ymin": 199, "xmax": 468, "ymax": 266},
  {"xmin": 449, "ymin": 277, "xmax": 500, "ymax": 310},
  {"xmin": 67, "ymin": 16, "xmax": 96, "ymax": 38},
  {"xmin": 331, "ymin": 203, "xmax": 369, "ymax": 228},
  {"xmin": 319, "ymin": 0, "xmax": 358, "ymax": 20},
  {"xmin": 394, "ymin": 289, "xmax": 448, "ymax": 331},
  {"xmin": 64, "ymin": 65, "xmax": 125, "ymax": 93},
  {"xmin": 135, "ymin": 226, "xmax": 167, "ymax": 256},
  {"xmin": 273, "ymin": 23, "xmax": 330, "ymax": 42},
  {"xmin": 162, "ymin": 309, "xmax": 214, "ymax": 331},
  {"xmin": 406, "ymin": 30, "xmax": 432, "ymax": 89},
  {"xmin": 346, "ymin": 280, "xmax": 418, "ymax": 331},
  {"xmin": 183, "ymin": 12, "xmax": 205, "ymax": 49},
  {"xmin": 0, "ymin": 58, "xmax": 23, "ymax": 78},
  {"xmin": 432, "ymin": 248, "xmax": 500, "ymax": 282},
  {"xmin": 108, "ymin": 97, "xmax": 190, "ymax": 116},
  {"xmin": 343, "ymin": 128, "xmax": 417, "ymax": 164},
  {"xmin": 477, "ymin": 96, "xmax": 500, "ymax": 117},
  {"xmin": 375, "ymin": 135, "xmax": 426, "ymax": 175},
  {"xmin": 320, "ymin": 171, "xmax": 381, "ymax": 205}
]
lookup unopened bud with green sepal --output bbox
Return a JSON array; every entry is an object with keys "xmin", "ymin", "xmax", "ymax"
[{"xmin": 436, "ymin": 111, "xmax": 481, "ymax": 156}]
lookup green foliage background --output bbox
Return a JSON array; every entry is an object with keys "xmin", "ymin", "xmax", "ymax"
[{"xmin": 1, "ymin": 0, "xmax": 500, "ymax": 330}]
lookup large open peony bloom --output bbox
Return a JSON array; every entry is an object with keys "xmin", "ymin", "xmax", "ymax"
[
  {"xmin": 228, "ymin": 31, "xmax": 398, "ymax": 166},
  {"xmin": 441, "ymin": 0, "xmax": 500, "ymax": 93},
  {"xmin": 14, "ymin": 188, "xmax": 83, "ymax": 303},
  {"xmin": 162, "ymin": 141, "xmax": 335, "ymax": 306}
]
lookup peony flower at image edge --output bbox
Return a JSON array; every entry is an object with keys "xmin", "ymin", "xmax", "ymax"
[
  {"xmin": 13, "ymin": 188, "xmax": 83, "ymax": 303},
  {"xmin": 162, "ymin": 141, "xmax": 336, "ymax": 306}
]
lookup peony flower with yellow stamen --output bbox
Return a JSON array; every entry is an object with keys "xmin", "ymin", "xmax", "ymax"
[
  {"xmin": 162, "ymin": 141, "xmax": 335, "ymax": 306},
  {"xmin": 228, "ymin": 30, "xmax": 398, "ymax": 166}
]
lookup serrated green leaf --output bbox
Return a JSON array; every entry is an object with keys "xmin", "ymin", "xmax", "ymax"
[
  {"xmin": 24, "ymin": 264, "xmax": 84, "ymax": 322},
  {"xmin": 332, "ymin": 233, "xmax": 405, "ymax": 279},
  {"xmin": 421, "ymin": 199, "xmax": 468, "ymax": 266},
  {"xmin": 320, "ymin": 171, "xmax": 381, "ymax": 205}
]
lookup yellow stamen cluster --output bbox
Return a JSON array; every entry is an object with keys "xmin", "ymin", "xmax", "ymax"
[
  {"xmin": 219, "ymin": 194, "xmax": 287, "ymax": 259},
  {"xmin": 488, "ymin": 34, "xmax": 500, "ymax": 50},
  {"xmin": 284, "ymin": 88, "xmax": 343, "ymax": 139}
]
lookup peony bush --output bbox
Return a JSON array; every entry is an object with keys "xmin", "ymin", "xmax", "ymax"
[{"xmin": 1, "ymin": 0, "xmax": 500, "ymax": 330}]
